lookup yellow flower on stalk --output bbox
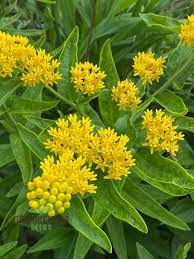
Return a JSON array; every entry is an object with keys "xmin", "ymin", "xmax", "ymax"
[
  {"xmin": 111, "ymin": 79, "xmax": 141, "ymax": 110},
  {"xmin": 180, "ymin": 14, "xmax": 194, "ymax": 45},
  {"xmin": 0, "ymin": 31, "xmax": 61, "ymax": 86},
  {"xmin": 93, "ymin": 128, "xmax": 136, "ymax": 180},
  {"xmin": 142, "ymin": 109, "xmax": 184, "ymax": 155},
  {"xmin": 133, "ymin": 52, "xmax": 165, "ymax": 85},
  {"xmin": 27, "ymin": 149, "xmax": 96, "ymax": 217},
  {"xmin": 70, "ymin": 62, "xmax": 106, "ymax": 95}
]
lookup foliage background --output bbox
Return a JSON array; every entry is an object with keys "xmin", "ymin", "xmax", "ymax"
[{"xmin": 0, "ymin": 0, "xmax": 194, "ymax": 259}]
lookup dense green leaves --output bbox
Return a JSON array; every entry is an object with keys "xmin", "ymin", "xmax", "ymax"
[
  {"xmin": 65, "ymin": 196, "xmax": 112, "ymax": 253},
  {"xmin": 95, "ymin": 179, "xmax": 148, "ymax": 233},
  {"xmin": 135, "ymin": 148, "xmax": 194, "ymax": 189},
  {"xmin": 122, "ymin": 179, "xmax": 189, "ymax": 230}
]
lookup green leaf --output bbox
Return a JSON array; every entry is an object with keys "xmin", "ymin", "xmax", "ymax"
[
  {"xmin": 136, "ymin": 242, "xmax": 155, "ymax": 259},
  {"xmin": 76, "ymin": 103, "xmax": 104, "ymax": 127},
  {"xmin": 98, "ymin": 39, "xmax": 122, "ymax": 127},
  {"xmin": 27, "ymin": 229, "xmax": 74, "ymax": 253},
  {"xmin": 0, "ymin": 78, "xmax": 20, "ymax": 108},
  {"xmin": 8, "ymin": 97, "xmax": 58, "ymax": 114},
  {"xmin": 170, "ymin": 199, "xmax": 194, "ymax": 224},
  {"xmin": 2, "ymin": 244, "xmax": 27, "ymax": 259},
  {"xmin": 0, "ymin": 241, "xmax": 17, "ymax": 257},
  {"xmin": 135, "ymin": 148, "xmax": 194, "ymax": 189},
  {"xmin": 106, "ymin": 216, "xmax": 128, "ymax": 259},
  {"xmin": 10, "ymin": 133, "xmax": 33, "ymax": 184},
  {"xmin": 140, "ymin": 13, "xmax": 181, "ymax": 33},
  {"xmin": 65, "ymin": 196, "xmax": 112, "ymax": 253},
  {"xmin": 57, "ymin": 26, "xmax": 79, "ymax": 102},
  {"xmin": 109, "ymin": 0, "xmax": 136, "ymax": 16},
  {"xmin": 175, "ymin": 116, "xmax": 194, "ymax": 133},
  {"xmin": 73, "ymin": 201, "xmax": 109, "ymax": 259},
  {"xmin": 154, "ymin": 90, "xmax": 188, "ymax": 116},
  {"xmin": 0, "ymin": 13, "xmax": 21, "ymax": 29},
  {"xmin": 95, "ymin": 179, "xmax": 148, "ymax": 233},
  {"xmin": 176, "ymin": 140, "xmax": 194, "ymax": 166},
  {"xmin": 0, "ymin": 144, "xmax": 15, "ymax": 168},
  {"xmin": 24, "ymin": 115, "xmax": 54, "ymax": 130},
  {"xmin": 0, "ymin": 187, "xmax": 26, "ymax": 230},
  {"xmin": 134, "ymin": 166, "xmax": 192, "ymax": 196},
  {"xmin": 174, "ymin": 242, "xmax": 191, "ymax": 259},
  {"xmin": 167, "ymin": 44, "xmax": 194, "ymax": 84},
  {"xmin": 122, "ymin": 179, "xmax": 189, "ymax": 230},
  {"xmin": 17, "ymin": 123, "xmax": 48, "ymax": 160}
]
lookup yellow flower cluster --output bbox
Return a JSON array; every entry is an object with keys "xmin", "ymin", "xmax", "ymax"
[
  {"xmin": 133, "ymin": 52, "xmax": 165, "ymax": 85},
  {"xmin": 0, "ymin": 31, "xmax": 61, "ymax": 86},
  {"xmin": 111, "ymin": 80, "xmax": 141, "ymax": 110},
  {"xmin": 70, "ymin": 62, "xmax": 106, "ymax": 95},
  {"xmin": 27, "ymin": 150, "xmax": 96, "ymax": 217},
  {"xmin": 142, "ymin": 109, "xmax": 184, "ymax": 155},
  {"xmin": 45, "ymin": 114, "xmax": 135, "ymax": 180},
  {"xmin": 180, "ymin": 15, "xmax": 194, "ymax": 45}
]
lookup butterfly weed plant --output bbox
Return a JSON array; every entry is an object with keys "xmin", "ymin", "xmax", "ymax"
[{"xmin": 0, "ymin": 1, "xmax": 194, "ymax": 259}]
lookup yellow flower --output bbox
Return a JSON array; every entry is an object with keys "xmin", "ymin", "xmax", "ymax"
[
  {"xmin": 0, "ymin": 31, "xmax": 61, "ymax": 86},
  {"xmin": 142, "ymin": 109, "xmax": 184, "ymax": 155},
  {"xmin": 93, "ymin": 128, "xmax": 136, "ymax": 180},
  {"xmin": 21, "ymin": 49, "xmax": 61, "ymax": 87},
  {"xmin": 133, "ymin": 52, "xmax": 165, "ymax": 85},
  {"xmin": 27, "ymin": 149, "xmax": 97, "ymax": 217},
  {"xmin": 180, "ymin": 14, "xmax": 194, "ymax": 45},
  {"xmin": 111, "ymin": 79, "xmax": 141, "ymax": 110},
  {"xmin": 45, "ymin": 114, "xmax": 95, "ymax": 161},
  {"xmin": 70, "ymin": 62, "xmax": 106, "ymax": 95},
  {"xmin": 45, "ymin": 114, "xmax": 135, "ymax": 180}
]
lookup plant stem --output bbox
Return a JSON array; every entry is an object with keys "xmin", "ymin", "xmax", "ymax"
[{"xmin": 46, "ymin": 86, "xmax": 76, "ymax": 108}]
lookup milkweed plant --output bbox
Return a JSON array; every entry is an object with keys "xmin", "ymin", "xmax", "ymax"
[{"xmin": 0, "ymin": 1, "xmax": 194, "ymax": 259}]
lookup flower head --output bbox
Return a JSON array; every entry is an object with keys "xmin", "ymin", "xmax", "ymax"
[
  {"xmin": 133, "ymin": 52, "xmax": 165, "ymax": 85},
  {"xmin": 70, "ymin": 62, "xmax": 106, "ymax": 95},
  {"xmin": 93, "ymin": 128, "xmax": 136, "ymax": 179},
  {"xmin": 111, "ymin": 79, "xmax": 141, "ymax": 110},
  {"xmin": 180, "ymin": 15, "xmax": 194, "ymax": 45},
  {"xmin": 27, "ymin": 150, "xmax": 96, "ymax": 217},
  {"xmin": 0, "ymin": 31, "xmax": 61, "ymax": 86},
  {"xmin": 45, "ymin": 114, "xmax": 135, "ymax": 180},
  {"xmin": 142, "ymin": 109, "xmax": 184, "ymax": 155}
]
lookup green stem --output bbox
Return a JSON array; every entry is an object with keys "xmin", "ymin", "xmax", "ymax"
[{"xmin": 46, "ymin": 86, "xmax": 76, "ymax": 108}]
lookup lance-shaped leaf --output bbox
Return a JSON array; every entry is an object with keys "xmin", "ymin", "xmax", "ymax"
[
  {"xmin": 175, "ymin": 116, "xmax": 194, "ymax": 133},
  {"xmin": 134, "ymin": 166, "xmax": 192, "ymax": 196},
  {"xmin": 27, "ymin": 228, "xmax": 75, "ymax": 253},
  {"xmin": 8, "ymin": 97, "xmax": 58, "ymax": 114},
  {"xmin": 95, "ymin": 179, "xmax": 147, "ymax": 233},
  {"xmin": 0, "ymin": 144, "xmax": 15, "ymax": 168},
  {"xmin": 106, "ymin": 216, "xmax": 128, "ymax": 259},
  {"xmin": 57, "ymin": 26, "xmax": 79, "ymax": 102},
  {"xmin": 99, "ymin": 39, "xmax": 122, "ymax": 127},
  {"xmin": 65, "ymin": 196, "xmax": 112, "ymax": 253},
  {"xmin": 174, "ymin": 242, "xmax": 191, "ymax": 259},
  {"xmin": 154, "ymin": 90, "xmax": 188, "ymax": 116},
  {"xmin": 136, "ymin": 242, "xmax": 155, "ymax": 259},
  {"xmin": 17, "ymin": 123, "xmax": 48, "ymax": 160},
  {"xmin": 135, "ymin": 148, "xmax": 194, "ymax": 189},
  {"xmin": 73, "ymin": 201, "xmax": 109, "ymax": 259},
  {"xmin": 0, "ymin": 78, "xmax": 20, "ymax": 108},
  {"xmin": 122, "ymin": 179, "xmax": 189, "ymax": 230},
  {"xmin": 10, "ymin": 133, "xmax": 33, "ymax": 184},
  {"xmin": 0, "ymin": 241, "xmax": 17, "ymax": 257}
]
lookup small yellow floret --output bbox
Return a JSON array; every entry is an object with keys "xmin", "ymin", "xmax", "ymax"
[{"xmin": 63, "ymin": 202, "xmax": 70, "ymax": 208}]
